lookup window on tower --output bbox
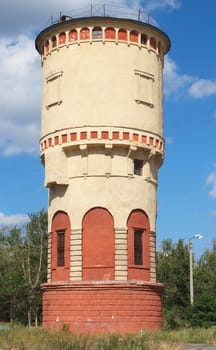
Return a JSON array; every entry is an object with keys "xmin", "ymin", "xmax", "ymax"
[
  {"xmin": 134, "ymin": 69, "xmax": 154, "ymax": 107},
  {"xmin": 141, "ymin": 33, "xmax": 147, "ymax": 45},
  {"xmin": 51, "ymin": 36, "xmax": 57, "ymax": 48},
  {"xmin": 134, "ymin": 159, "xmax": 143, "ymax": 176},
  {"xmin": 92, "ymin": 27, "xmax": 102, "ymax": 39},
  {"xmin": 57, "ymin": 231, "xmax": 65, "ymax": 266},
  {"xmin": 134, "ymin": 229, "xmax": 143, "ymax": 265},
  {"xmin": 80, "ymin": 28, "xmax": 90, "ymax": 40}
]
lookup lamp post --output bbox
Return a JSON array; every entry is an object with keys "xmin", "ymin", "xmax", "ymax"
[{"xmin": 189, "ymin": 234, "xmax": 203, "ymax": 305}]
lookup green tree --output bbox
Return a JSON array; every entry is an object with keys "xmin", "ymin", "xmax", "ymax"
[
  {"xmin": 0, "ymin": 227, "xmax": 24, "ymax": 322},
  {"xmin": 190, "ymin": 239, "xmax": 216, "ymax": 327},
  {"xmin": 157, "ymin": 239, "xmax": 190, "ymax": 328},
  {"xmin": 0, "ymin": 209, "xmax": 48, "ymax": 325}
]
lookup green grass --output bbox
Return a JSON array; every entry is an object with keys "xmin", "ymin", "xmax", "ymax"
[
  {"xmin": 0, "ymin": 325, "xmax": 215, "ymax": 350},
  {"xmin": 148, "ymin": 327, "xmax": 216, "ymax": 344}
]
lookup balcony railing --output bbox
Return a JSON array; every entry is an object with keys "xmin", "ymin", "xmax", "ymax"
[{"xmin": 46, "ymin": 3, "xmax": 159, "ymax": 29}]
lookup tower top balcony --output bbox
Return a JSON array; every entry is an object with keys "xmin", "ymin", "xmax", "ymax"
[{"xmin": 35, "ymin": 3, "xmax": 170, "ymax": 54}]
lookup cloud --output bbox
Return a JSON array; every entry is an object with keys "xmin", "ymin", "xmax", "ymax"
[
  {"xmin": 0, "ymin": 0, "xmax": 180, "ymax": 37},
  {"xmin": 166, "ymin": 137, "xmax": 174, "ymax": 144},
  {"xmin": 206, "ymin": 166, "xmax": 216, "ymax": 198},
  {"xmin": 164, "ymin": 56, "xmax": 194, "ymax": 97},
  {"xmin": 0, "ymin": 35, "xmax": 41, "ymax": 156},
  {"xmin": 163, "ymin": 57, "xmax": 216, "ymax": 101},
  {"xmin": 209, "ymin": 210, "xmax": 216, "ymax": 217},
  {"xmin": 143, "ymin": 0, "xmax": 180, "ymax": 12},
  {"xmin": 188, "ymin": 79, "xmax": 216, "ymax": 99},
  {"xmin": 0, "ymin": 212, "xmax": 29, "ymax": 226}
]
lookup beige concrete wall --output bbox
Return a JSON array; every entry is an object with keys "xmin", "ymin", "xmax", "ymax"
[{"xmin": 36, "ymin": 17, "xmax": 169, "ymax": 283}]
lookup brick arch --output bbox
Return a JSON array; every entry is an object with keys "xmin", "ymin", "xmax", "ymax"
[
  {"xmin": 105, "ymin": 27, "xmax": 115, "ymax": 40},
  {"xmin": 80, "ymin": 27, "xmax": 90, "ymax": 40},
  {"xmin": 59, "ymin": 32, "xmax": 66, "ymax": 45},
  {"xmin": 51, "ymin": 211, "xmax": 71, "ymax": 282},
  {"xmin": 118, "ymin": 28, "xmax": 127, "ymax": 41},
  {"xmin": 130, "ymin": 30, "xmax": 138, "ymax": 43},
  {"xmin": 127, "ymin": 209, "xmax": 150, "ymax": 281},
  {"xmin": 150, "ymin": 37, "xmax": 156, "ymax": 50},
  {"xmin": 69, "ymin": 29, "xmax": 78, "ymax": 42},
  {"xmin": 82, "ymin": 207, "xmax": 115, "ymax": 280}
]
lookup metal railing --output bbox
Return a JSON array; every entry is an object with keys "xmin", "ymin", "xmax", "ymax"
[{"xmin": 46, "ymin": 3, "xmax": 159, "ymax": 29}]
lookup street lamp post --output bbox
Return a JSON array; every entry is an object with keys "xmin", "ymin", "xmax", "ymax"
[{"xmin": 189, "ymin": 234, "xmax": 203, "ymax": 305}]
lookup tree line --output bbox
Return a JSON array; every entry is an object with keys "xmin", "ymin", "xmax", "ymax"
[
  {"xmin": 157, "ymin": 238, "xmax": 216, "ymax": 328},
  {"xmin": 0, "ymin": 209, "xmax": 47, "ymax": 326},
  {"xmin": 0, "ymin": 210, "xmax": 215, "ymax": 328}
]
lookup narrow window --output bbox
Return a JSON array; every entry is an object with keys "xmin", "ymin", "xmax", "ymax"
[
  {"xmin": 105, "ymin": 27, "xmax": 115, "ymax": 40},
  {"xmin": 59, "ymin": 32, "xmax": 66, "ymax": 45},
  {"xmin": 134, "ymin": 229, "xmax": 143, "ymax": 265},
  {"xmin": 141, "ymin": 33, "xmax": 147, "ymax": 45},
  {"xmin": 57, "ymin": 231, "xmax": 65, "ymax": 266},
  {"xmin": 44, "ymin": 40, "xmax": 49, "ymax": 55},
  {"xmin": 69, "ymin": 29, "xmax": 78, "ymax": 42},
  {"xmin": 80, "ymin": 28, "xmax": 90, "ymax": 40},
  {"xmin": 134, "ymin": 159, "xmax": 143, "ymax": 175},
  {"xmin": 118, "ymin": 29, "xmax": 127, "ymax": 41},
  {"xmin": 92, "ymin": 27, "xmax": 102, "ymax": 39},
  {"xmin": 51, "ymin": 36, "xmax": 57, "ymax": 48},
  {"xmin": 158, "ymin": 41, "xmax": 161, "ymax": 54},
  {"xmin": 150, "ymin": 37, "xmax": 156, "ymax": 50},
  {"xmin": 130, "ymin": 30, "xmax": 138, "ymax": 43}
]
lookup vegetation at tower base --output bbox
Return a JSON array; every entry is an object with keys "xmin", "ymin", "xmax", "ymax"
[
  {"xmin": 0, "ymin": 326, "xmax": 215, "ymax": 349},
  {"xmin": 0, "ymin": 216, "xmax": 215, "ymax": 330},
  {"xmin": 157, "ymin": 238, "xmax": 216, "ymax": 329},
  {"xmin": 0, "ymin": 209, "xmax": 47, "ymax": 326}
]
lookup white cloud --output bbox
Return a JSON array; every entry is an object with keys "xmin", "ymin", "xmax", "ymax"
[
  {"xmin": 0, "ymin": 0, "xmax": 180, "ymax": 37},
  {"xmin": 188, "ymin": 79, "xmax": 216, "ymax": 99},
  {"xmin": 144, "ymin": 0, "xmax": 180, "ymax": 12},
  {"xmin": 0, "ymin": 35, "xmax": 41, "ymax": 156},
  {"xmin": 166, "ymin": 137, "xmax": 174, "ymax": 144},
  {"xmin": 209, "ymin": 210, "xmax": 216, "ymax": 217},
  {"xmin": 164, "ymin": 56, "xmax": 194, "ymax": 97},
  {"xmin": 206, "ymin": 166, "xmax": 216, "ymax": 198},
  {"xmin": 0, "ymin": 212, "xmax": 29, "ymax": 226}
]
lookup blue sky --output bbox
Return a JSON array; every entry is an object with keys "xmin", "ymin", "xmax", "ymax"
[{"xmin": 0, "ymin": 0, "xmax": 215, "ymax": 258}]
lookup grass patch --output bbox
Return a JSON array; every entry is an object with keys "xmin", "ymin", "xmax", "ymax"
[
  {"xmin": 149, "ymin": 327, "xmax": 216, "ymax": 344},
  {"xmin": 0, "ymin": 326, "xmax": 215, "ymax": 350}
]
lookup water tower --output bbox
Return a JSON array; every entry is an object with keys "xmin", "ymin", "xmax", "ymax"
[{"xmin": 35, "ymin": 5, "xmax": 170, "ymax": 333}]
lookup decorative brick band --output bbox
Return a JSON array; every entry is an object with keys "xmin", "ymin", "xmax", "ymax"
[
  {"xmin": 41, "ymin": 281, "xmax": 164, "ymax": 334},
  {"xmin": 40, "ymin": 127, "xmax": 164, "ymax": 156},
  {"xmin": 41, "ymin": 25, "xmax": 164, "ymax": 61}
]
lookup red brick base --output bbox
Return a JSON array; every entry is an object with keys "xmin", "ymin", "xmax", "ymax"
[{"xmin": 41, "ymin": 281, "xmax": 163, "ymax": 334}]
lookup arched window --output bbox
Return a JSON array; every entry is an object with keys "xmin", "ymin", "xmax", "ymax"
[
  {"xmin": 141, "ymin": 33, "xmax": 147, "ymax": 45},
  {"xmin": 105, "ymin": 27, "xmax": 115, "ymax": 40},
  {"xmin": 44, "ymin": 40, "xmax": 49, "ymax": 55},
  {"xmin": 158, "ymin": 41, "xmax": 161, "ymax": 54},
  {"xmin": 127, "ymin": 209, "xmax": 150, "ymax": 281},
  {"xmin": 118, "ymin": 28, "xmax": 127, "ymax": 41},
  {"xmin": 92, "ymin": 26, "xmax": 102, "ymax": 39},
  {"xmin": 59, "ymin": 32, "xmax": 66, "ymax": 45},
  {"xmin": 130, "ymin": 30, "xmax": 138, "ymax": 43},
  {"xmin": 69, "ymin": 29, "xmax": 78, "ymax": 42},
  {"xmin": 80, "ymin": 27, "xmax": 90, "ymax": 40},
  {"xmin": 51, "ymin": 36, "xmax": 57, "ymax": 48},
  {"xmin": 150, "ymin": 37, "xmax": 156, "ymax": 50},
  {"xmin": 51, "ymin": 211, "xmax": 71, "ymax": 282},
  {"xmin": 82, "ymin": 208, "xmax": 115, "ymax": 280}
]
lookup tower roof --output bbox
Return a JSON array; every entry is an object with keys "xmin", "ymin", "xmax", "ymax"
[{"xmin": 35, "ymin": 4, "xmax": 170, "ymax": 54}]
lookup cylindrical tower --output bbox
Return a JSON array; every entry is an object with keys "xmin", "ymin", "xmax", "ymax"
[{"xmin": 36, "ymin": 9, "xmax": 170, "ymax": 334}]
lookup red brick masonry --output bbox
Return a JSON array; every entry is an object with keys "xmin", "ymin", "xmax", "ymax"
[{"xmin": 42, "ymin": 281, "xmax": 163, "ymax": 334}]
